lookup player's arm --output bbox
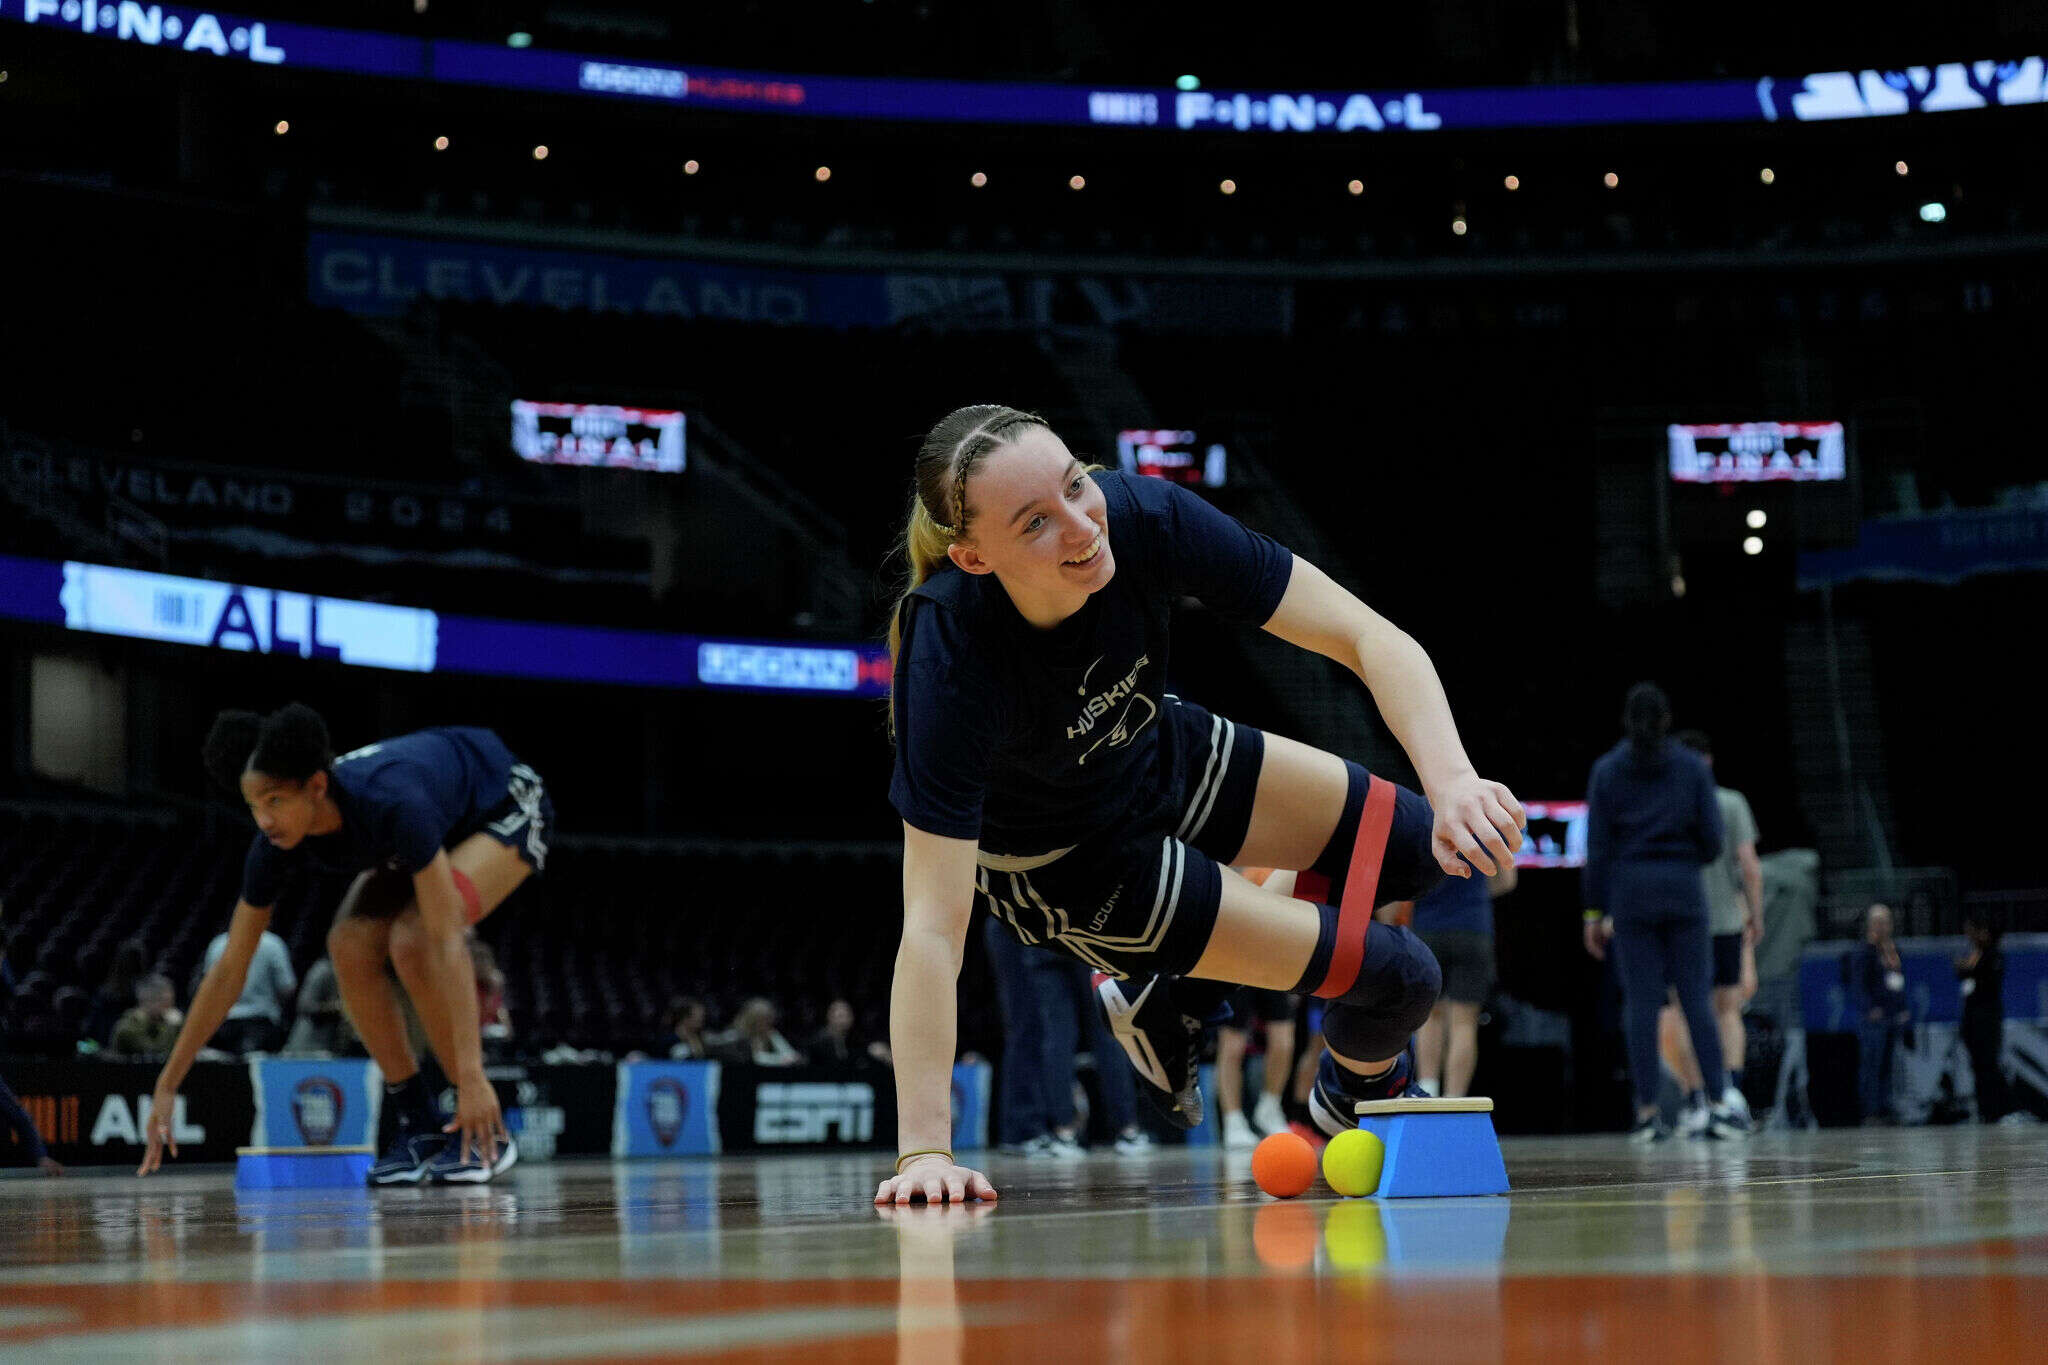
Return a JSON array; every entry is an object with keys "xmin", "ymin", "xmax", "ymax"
[
  {"xmin": 140, "ymin": 899, "xmax": 270, "ymax": 1175},
  {"xmin": 876, "ymin": 821, "xmax": 997, "ymax": 1207},
  {"xmin": 1738, "ymin": 839, "xmax": 1764, "ymax": 936},
  {"xmin": 411, "ymin": 849, "xmax": 503, "ymax": 1164},
  {"xmin": 1260, "ymin": 554, "xmax": 1523, "ymax": 875}
]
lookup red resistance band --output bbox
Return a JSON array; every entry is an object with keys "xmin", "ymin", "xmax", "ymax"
[
  {"xmin": 451, "ymin": 867, "xmax": 485, "ymax": 925},
  {"xmin": 1311, "ymin": 775, "xmax": 1397, "ymax": 999}
]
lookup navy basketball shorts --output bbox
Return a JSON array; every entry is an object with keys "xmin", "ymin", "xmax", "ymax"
[
  {"xmin": 974, "ymin": 698, "xmax": 1436, "ymax": 982},
  {"xmin": 1711, "ymin": 931, "xmax": 1744, "ymax": 989}
]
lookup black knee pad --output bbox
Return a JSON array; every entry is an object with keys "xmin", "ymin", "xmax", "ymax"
[
  {"xmin": 1307, "ymin": 761, "xmax": 1447, "ymax": 908},
  {"xmin": 1321, "ymin": 923, "xmax": 1442, "ymax": 1061}
]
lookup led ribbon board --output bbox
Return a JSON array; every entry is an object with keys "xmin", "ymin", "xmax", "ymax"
[
  {"xmin": 0, "ymin": 555, "xmax": 887, "ymax": 696},
  {"xmin": 3, "ymin": 7, "xmax": 2040, "ymax": 132}
]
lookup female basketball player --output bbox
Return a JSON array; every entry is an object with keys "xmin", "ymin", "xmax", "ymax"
[
  {"xmin": 876, "ymin": 406, "xmax": 1523, "ymax": 1205},
  {"xmin": 136, "ymin": 704, "xmax": 551, "ymax": 1185}
]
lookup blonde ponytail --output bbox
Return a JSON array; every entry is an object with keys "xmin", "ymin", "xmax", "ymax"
[{"xmin": 884, "ymin": 404, "xmax": 1049, "ymax": 732}]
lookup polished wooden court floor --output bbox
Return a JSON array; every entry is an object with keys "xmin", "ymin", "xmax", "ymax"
[{"xmin": 2, "ymin": 1127, "xmax": 2043, "ymax": 1362}]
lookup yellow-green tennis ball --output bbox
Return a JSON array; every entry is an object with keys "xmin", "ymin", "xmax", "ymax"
[
  {"xmin": 1322, "ymin": 1128, "xmax": 1384, "ymax": 1197},
  {"xmin": 1323, "ymin": 1199, "xmax": 1388, "ymax": 1272}
]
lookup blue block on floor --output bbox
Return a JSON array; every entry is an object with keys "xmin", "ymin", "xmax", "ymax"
[
  {"xmin": 1353, "ymin": 1098, "xmax": 1510, "ymax": 1198},
  {"xmin": 235, "ymin": 1146, "xmax": 375, "ymax": 1190}
]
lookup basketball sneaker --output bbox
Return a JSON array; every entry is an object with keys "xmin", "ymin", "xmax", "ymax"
[
  {"xmin": 1307, "ymin": 1048, "xmax": 1425, "ymax": 1139},
  {"xmin": 1093, "ymin": 973, "xmax": 1205, "ymax": 1130},
  {"xmin": 1718, "ymin": 1084, "xmax": 1754, "ymax": 1131},
  {"xmin": 367, "ymin": 1130, "xmax": 443, "ymax": 1186},
  {"xmin": 1681, "ymin": 1094, "xmax": 1751, "ymax": 1140},
  {"xmin": 1629, "ymin": 1111, "xmax": 1674, "ymax": 1144},
  {"xmin": 1112, "ymin": 1128, "xmax": 1156, "ymax": 1155},
  {"xmin": 1251, "ymin": 1092, "xmax": 1289, "ymax": 1137},
  {"xmin": 1222, "ymin": 1110, "xmax": 1260, "ymax": 1149},
  {"xmin": 427, "ymin": 1131, "xmax": 520, "ymax": 1184}
]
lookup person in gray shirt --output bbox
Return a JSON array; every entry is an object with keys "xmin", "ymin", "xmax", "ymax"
[
  {"xmin": 201, "ymin": 929, "xmax": 296, "ymax": 1055},
  {"xmin": 1661, "ymin": 731, "xmax": 1762, "ymax": 1124}
]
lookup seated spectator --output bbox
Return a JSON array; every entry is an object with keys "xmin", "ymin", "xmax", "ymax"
[
  {"xmin": 85, "ymin": 939, "xmax": 148, "ymax": 1048},
  {"xmin": 282, "ymin": 958, "xmax": 360, "ymax": 1056},
  {"xmin": 109, "ymin": 975, "xmax": 183, "ymax": 1058},
  {"xmin": 806, "ymin": 997, "xmax": 891, "ymax": 1069},
  {"xmin": 664, "ymin": 996, "xmax": 709, "ymax": 1060},
  {"xmin": 200, "ymin": 927, "xmax": 297, "ymax": 1056},
  {"xmin": 709, "ymin": 997, "xmax": 801, "ymax": 1067}
]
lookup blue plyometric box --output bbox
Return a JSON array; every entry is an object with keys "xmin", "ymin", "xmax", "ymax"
[
  {"xmin": 1352, "ymin": 1097, "xmax": 1510, "ymax": 1198},
  {"xmin": 235, "ymin": 1145, "xmax": 375, "ymax": 1189}
]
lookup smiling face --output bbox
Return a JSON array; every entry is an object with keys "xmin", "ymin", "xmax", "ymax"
[
  {"xmin": 947, "ymin": 427, "xmax": 1113, "ymax": 626},
  {"xmin": 238, "ymin": 766, "xmax": 329, "ymax": 849}
]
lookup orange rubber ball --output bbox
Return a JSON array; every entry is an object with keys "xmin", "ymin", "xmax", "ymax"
[{"xmin": 1251, "ymin": 1131, "xmax": 1318, "ymax": 1198}]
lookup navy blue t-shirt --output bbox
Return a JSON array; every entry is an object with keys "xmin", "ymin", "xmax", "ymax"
[
  {"xmin": 1582, "ymin": 738, "xmax": 1722, "ymax": 918},
  {"xmin": 240, "ymin": 727, "xmax": 518, "ymax": 907},
  {"xmin": 889, "ymin": 471, "xmax": 1293, "ymax": 855},
  {"xmin": 1412, "ymin": 864, "xmax": 1493, "ymax": 935}
]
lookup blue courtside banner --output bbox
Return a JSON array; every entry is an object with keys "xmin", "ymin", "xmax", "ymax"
[
  {"xmin": 249, "ymin": 1057, "xmax": 381, "ymax": 1149},
  {"xmin": 950, "ymin": 1061, "xmax": 991, "ymax": 1152},
  {"xmin": 612, "ymin": 1061, "xmax": 722, "ymax": 1157}
]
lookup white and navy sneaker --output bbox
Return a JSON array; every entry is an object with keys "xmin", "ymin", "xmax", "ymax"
[
  {"xmin": 1629, "ymin": 1111, "xmax": 1674, "ymax": 1145},
  {"xmin": 427, "ymin": 1132, "xmax": 520, "ymax": 1184},
  {"xmin": 1093, "ymin": 973, "xmax": 1205, "ymax": 1130},
  {"xmin": 367, "ymin": 1130, "xmax": 443, "ymax": 1186},
  {"xmin": 1112, "ymin": 1128, "xmax": 1155, "ymax": 1155},
  {"xmin": 1718, "ymin": 1085, "xmax": 1754, "ymax": 1132},
  {"xmin": 1308, "ymin": 1049, "xmax": 1426, "ymax": 1139}
]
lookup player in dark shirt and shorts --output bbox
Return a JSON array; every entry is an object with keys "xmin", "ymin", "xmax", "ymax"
[
  {"xmin": 137, "ymin": 704, "xmax": 552, "ymax": 1185},
  {"xmin": 876, "ymin": 406, "xmax": 1524, "ymax": 1205}
]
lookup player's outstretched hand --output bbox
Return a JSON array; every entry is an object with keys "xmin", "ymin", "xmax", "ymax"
[
  {"xmin": 875, "ymin": 1155, "xmax": 998, "ymax": 1207},
  {"xmin": 137, "ymin": 1085, "xmax": 178, "ymax": 1176},
  {"xmin": 445, "ymin": 1077, "xmax": 507, "ymax": 1168},
  {"xmin": 1430, "ymin": 774, "xmax": 1525, "ymax": 877}
]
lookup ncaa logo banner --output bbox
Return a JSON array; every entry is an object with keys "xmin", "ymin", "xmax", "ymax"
[
  {"xmin": 250, "ymin": 1058, "xmax": 380, "ymax": 1149},
  {"xmin": 612, "ymin": 1061, "xmax": 722, "ymax": 1157}
]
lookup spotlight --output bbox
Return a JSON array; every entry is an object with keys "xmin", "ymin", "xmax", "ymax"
[
  {"xmin": 274, "ymin": 120, "xmax": 289, "ymax": 135},
  {"xmin": 1451, "ymin": 217, "xmax": 1467, "ymax": 236},
  {"xmin": 1069, "ymin": 174, "xmax": 1086, "ymax": 190},
  {"xmin": 970, "ymin": 171, "xmax": 987, "ymax": 187},
  {"xmin": 1219, "ymin": 179, "xmax": 1236, "ymax": 195},
  {"xmin": 1746, "ymin": 509, "xmax": 1767, "ymax": 529},
  {"xmin": 1603, "ymin": 171, "xmax": 1619, "ymax": 189},
  {"xmin": 1919, "ymin": 201, "xmax": 1946, "ymax": 223},
  {"xmin": 815, "ymin": 165, "xmax": 832, "ymax": 182},
  {"xmin": 434, "ymin": 135, "xmax": 450, "ymax": 151},
  {"xmin": 1895, "ymin": 160, "xmax": 1910, "ymax": 176},
  {"xmin": 1743, "ymin": 536, "xmax": 1764, "ymax": 556},
  {"xmin": 1503, "ymin": 175, "xmax": 1520, "ymax": 191},
  {"xmin": 682, "ymin": 159, "xmax": 699, "ymax": 175},
  {"xmin": 507, "ymin": 32, "xmax": 533, "ymax": 48},
  {"xmin": 1346, "ymin": 179, "xmax": 1364, "ymax": 196},
  {"xmin": 1176, "ymin": 74, "xmax": 1200, "ymax": 91},
  {"xmin": 1760, "ymin": 167, "xmax": 1775, "ymax": 184},
  {"xmin": 532, "ymin": 144, "xmax": 549, "ymax": 160}
]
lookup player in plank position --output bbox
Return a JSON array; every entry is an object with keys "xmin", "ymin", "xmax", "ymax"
[
  {"xmin": 138, "ymin": 704, "xmax": 551, "ymax": 1185},
  {"xmin": 876, "ymin": 406, "xmax": 1521, "ymax": 1204}
]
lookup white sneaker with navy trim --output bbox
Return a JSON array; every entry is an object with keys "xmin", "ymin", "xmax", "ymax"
[{"xmin": 428, "ymin": 1132, "xmax": 520, "ymax": 1184}]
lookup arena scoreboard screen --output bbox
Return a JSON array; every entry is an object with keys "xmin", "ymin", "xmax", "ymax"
[
  {"xmin": 511, "ymin": 401, "xmax": 686, "ymax": 472},
  {"xmin": 1116, "ymin": 429, "xmax": 1227, "ymax": 488},
  {"xmin": 1515, "ymin": 801, "xmax": 1588, "ymax": 869},
  {"xmin": 1668, "ymin": 421, "xmax": 1845, "ymax": 484}
]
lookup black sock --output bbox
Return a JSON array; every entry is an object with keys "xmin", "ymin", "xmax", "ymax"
[
  {"xmin": 387, "ymin": 1071, "xmax": 438, "ymax": 1134},
  {"xmin": 1329, "ymin": 1049, "xmax": 1408, "ymax": 1100},
  {"xmin": 1728, "ymin": 1068, "xmax": 1744, "ymax": 1092}
]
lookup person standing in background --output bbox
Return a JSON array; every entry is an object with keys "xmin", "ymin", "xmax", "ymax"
[
  {"xmin": 1857, "ymin": 903, "xmax": 1911, "ymax": 1124},
  {"xmin": 1956, "ymin": 915, "xmax": 2007, "ymax": 1124},
  {"xmin": 1582, "ymin": 683, "xmax": 1743, "ymax": 1142},
  {"xmin": 200, "ymin": 927, "xmax": 297, "ymax": 1055},
  {"xmin": 1411, "ymin": 858, "xmax": 1516, "ymax": 1099},
  {"xmin": 1658, "ymin": 730, "xmax": 1763, "ymax": 1126},
  {"xmin": 1, "ymin": 1072, "xmax": 64, "ymax": 1176}
]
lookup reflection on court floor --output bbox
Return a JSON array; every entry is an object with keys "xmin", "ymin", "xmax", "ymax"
[{"xmin": 2, "ymin": 1128, "xmax": 2044, "ymax": 1361}]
